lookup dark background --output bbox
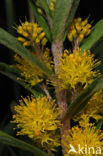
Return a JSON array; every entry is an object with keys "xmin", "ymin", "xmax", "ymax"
[{"xmin": 0, "ymin": 0, "xmax": 103, "ymax": 134}]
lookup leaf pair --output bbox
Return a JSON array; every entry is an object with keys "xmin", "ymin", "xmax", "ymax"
[
  {"xmin": 52, "ymin": 0, "xmax": 80, "ymax": 41},
  {"xmin": 29, "ymin": 0, "xmax": 80, "ymax": 42}
]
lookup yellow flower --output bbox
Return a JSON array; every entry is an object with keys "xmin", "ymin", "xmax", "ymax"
[
  {"xmin": 14, "ymin": 48, "xmax": 53, "ymax": 86},
  {"xmin": 62, "ymin": 115, "xmax": 103, "ymax": 156},
  {"xmin": 43, "ymin": 48, "xmax": 54, "ymax": 71},
  {"xmin": 56, "ymin": 48, "xmax": 100, "ymax": 90},
  {"xmin": 12, "ymin": 96, "xmax": 61, "ymax": 151},
  {"xmin": 17, "ymin": 22, "xmax": 47, "ymax": 47},
  {"xmin": 75, "ymin": 89, "xmax": 103, "ymax": 121},
  {"xmin": 68, "ymin": 18, "xmax": 91, "ymax": 44}
]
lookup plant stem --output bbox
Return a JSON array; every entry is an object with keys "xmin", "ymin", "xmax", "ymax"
[
  {"xmin": 73, "ymin": 36, "xmax": 79, "ymax": 53},
  {"xmin": 52, "ymin": 40, "xmax": 63, "ymax": 72},
  {"xmin": 41, "ymin": 83, "xmax": 51, "ymax": 99},
  {"xmin": 52, "ymin": 39, "xmax": 70, "ymax": 155},
  {"xmin": 56, "ymin": 90, "xmax": 70, "ymax": 155}
]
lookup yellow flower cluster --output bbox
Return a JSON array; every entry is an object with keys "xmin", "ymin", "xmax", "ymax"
[
  {"xmin": 12, "ymin": 96, "xmax": 61, "ymax": 151},
  {"xmin": 62, "ymin": 115, "xmax": 103, "ymax": 156},
  {"xmin": 14, "ymin": 48, "xmax": 53, "ymax": 86},
  {"xmin": 68, "ymin": 18, "xmax": 91, "ymax": 44},
  {"xmin": 49, "ymin": 0, "xmax": 56, "ymax": 11},
  {"xmin": 57, "ymin": 49, "xmax": 100, "ymax": 90},
  {"xmin": 75, "ymin": 89, "xmax": 103, "ymax": 121},
  {"xmin": 17, "ymin": 22, "xmax": 47, "ymax": 47}
]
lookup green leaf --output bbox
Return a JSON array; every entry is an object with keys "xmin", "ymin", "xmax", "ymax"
[
  {"xmin": 80, "ymin": 19, "xmax": 103, "ymax": 53},
  {"xmin": 95, "ymin": 119, "xmax": 103, "ymax": 131},
  {"xmin": 28, "ymin": 0, "xmax": 51, "ymax": 41},
  {"xmin": 5, "ymin": 0, "xmax": 15, "ymax": 34},
  {"xmin": 0, "ymin": 131, "xmax": 48, "ymax": 156},
  {"xmin": 52, "ymin": 0, "xmax": 80, "ymax": 42},
  {"xmin": 90, "ymin": 39, "xmax": 103, "ymax": 74},
  {"xmin": 0, "ymin": 28, "xmax": 54, "ymax": 77},
  {"xmin": 0, "ymin": 121, "xmax": 15, "ymax": 156},
  {"xmin": 63, "ymin": 0, "xmax": 80, "ymax": 41},
  {"xmin": 63, "ymin": 76, "xmax": 103, "ymax": 120},
  {"xmin": 0, "ymin": 62, "xmax": 41, "ymax": 97}
]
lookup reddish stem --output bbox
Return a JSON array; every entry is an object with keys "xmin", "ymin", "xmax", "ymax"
[
  {"xmin": 41, "ymin": 83, "xmax": 51, "ymax": 99},
  {"xmin": 52, "ymin": 40, "xmax": 70, "ymax": 155},
  {"xmin": 73, "ymin": 36, "xmax": 79, "ymax": 54}
]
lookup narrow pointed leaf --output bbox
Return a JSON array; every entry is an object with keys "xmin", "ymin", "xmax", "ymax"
[
  {"xmin": 0, "ymin": 62, "xmax": 41, "ymax": 97},
  {"xmin": 63, "ymin": 0, "xmax": 80, "ymax": 41},
  {"xmin": 0, "ymin": 28, "xmax": 54, "ymax": 76},
  {"xmin": 52, "ymin": 0, "xmax": 80, "ymax": 42},
  {"xmin": 0, "ymin": 131, "xmax": 48, "ymax": 156},
  {"xmin": 63, "ymin": 76, "xmax": 103, "ymax": 120},
  {"xmin": 28, "ymin": 0, "xmax": 51, "ymax": 41},
  {"xmin": 80, "ymin": 19, "xmax": 103, "ymax": 53},
  {"xmin": 80, "ymin": 19, "xmax": 103, "ymax": 77},
  {"xmin": 95, "ymin": 119, "xmax": 103, "ymax": 131}
]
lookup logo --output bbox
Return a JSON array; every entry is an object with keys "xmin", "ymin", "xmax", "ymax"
[{"xmin": 68, "ymin": 144, "xmax": 102, "ymax": 155}]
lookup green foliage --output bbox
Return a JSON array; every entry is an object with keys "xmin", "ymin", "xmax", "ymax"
[
  {"xmin": 52, "ymin": 0, "xmax": 80, "ymax": 42},
  {"xmin": 5, "ymin": 0, "xmax": 15, "ymax": 33},
  {"xmin": 28, "ymin": 0, "xmax": 51, "ymax": 41},
  {"xmin": 0, "ymin": 28, "xmax": 54, "ymax": 76},
  {"xmin": 95, "ymin": 119, "xmax": 103, "ymax": 131},
  {"xmin": 63, "ymin": 76, "xmax": 103, "ymax": 120},
  {"xmin": 0, "ymin": 131, "xmax": 48, "ymax": 156},
  {"xmin": 93, "ymin": 40, "xmax": 103, "ymax": 60},
  {"xmin": 63, "ymin": 0, "xmax": 80, "ymax": 41},
  {"xmin": 0, "ymin": 121, "xmax": 15, "ymax": 156},
  {"xmin": 0, "ymin": 62, "xmax": 43, "ymax": 97},
  {"xmin": 80, "ymin": 19, "xmax": 103, "ymax": 53}
]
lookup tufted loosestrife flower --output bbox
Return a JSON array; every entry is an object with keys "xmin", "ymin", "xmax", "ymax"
[{"xmin": 12, "ymin": 96, "xmax": 61, "ymax": 151}]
